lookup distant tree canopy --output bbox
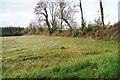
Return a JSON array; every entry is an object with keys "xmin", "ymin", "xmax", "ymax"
[{"xmin": 0, "ymin": 27, "xmax": 24, "ymax": 36}]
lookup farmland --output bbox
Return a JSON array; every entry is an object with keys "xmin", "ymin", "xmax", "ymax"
[{"xmin": 2, "ymin": 35, "xmax": 118, "ymax": 78}]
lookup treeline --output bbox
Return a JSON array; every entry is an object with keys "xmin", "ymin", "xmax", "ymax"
[
  {"xmin": 22, "ymin": 21, "xmax": 119, "ymax": 41},
  {"xmin": 0, "ymin": 27, "xmax": 24, "ymax": 36},
  {"xmin": 0, "ymin": 21, "xmax": 119, "ymax": 41}
]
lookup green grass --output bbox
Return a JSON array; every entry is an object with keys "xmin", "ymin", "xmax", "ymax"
[{"xmin": 2, "ymin": 35, "xmax": 118, "ymax": 78}]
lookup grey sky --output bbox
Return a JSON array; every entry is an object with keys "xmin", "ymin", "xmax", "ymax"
[
  {"xmin": 118, "ymin": 1, "xmax": 120, "ymax": 21},
  {"xmin": 0, "ymin": 0, "xmax": 119, "ymax": 27}
]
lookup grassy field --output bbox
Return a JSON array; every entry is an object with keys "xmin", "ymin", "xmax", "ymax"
[{"xmin": 2, "ymin": 35, "xmax": 118, "ymax": 78}]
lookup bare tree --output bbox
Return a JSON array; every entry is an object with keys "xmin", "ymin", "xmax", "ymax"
[
  {"xmin": 34, "ymin": 1, "xmax": 51, "ymax": 33},
  {"xmin": 58, "ymin": 0, "xmax": 76, "ymax": 33},
  {"xmin": 34, "ymin": 0, "xmax": 77, "ymax": 34},
  {"xmin": 99, "ymin": 0, "xmax": 105, "ymax": 27},
  {"xmin": 49, "ymin": 1, "xmax": 58, "ymax": 32}
]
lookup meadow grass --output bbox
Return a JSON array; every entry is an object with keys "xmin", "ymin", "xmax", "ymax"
[{"xmin": 2, "ymin": 35, "xmax": 118, "ymax": 78}]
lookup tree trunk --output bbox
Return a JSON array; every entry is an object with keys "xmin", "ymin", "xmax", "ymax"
[
  {"xmin": 60, "ymin": 0, "xmax": 64, "ymax": 32},
  {"xmin": 49, "ymin": 2, "xmax": 57, "ymax": 32},
  {"xmin": 79, "ymin": 0, "xmax": 85, "ymax": 30},
  {"xmin": 99, "ymin": 0, "xmax": 105, "ymax": 27},
  {"xmin": 62, "ymin": 17, "xmax": 72, "ymax": 34},
  {"xmin": 44, "ymin": 8, "xmax": 51, "ymax": 33}
]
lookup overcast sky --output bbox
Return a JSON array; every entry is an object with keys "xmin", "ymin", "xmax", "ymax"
[
  {"xmin": 0, "ymin": 0, "xmax": 119, "ymax": 27},
  {"xmin": 118, "ymin": 1, "xmax": 120, "ymax": 21}
]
